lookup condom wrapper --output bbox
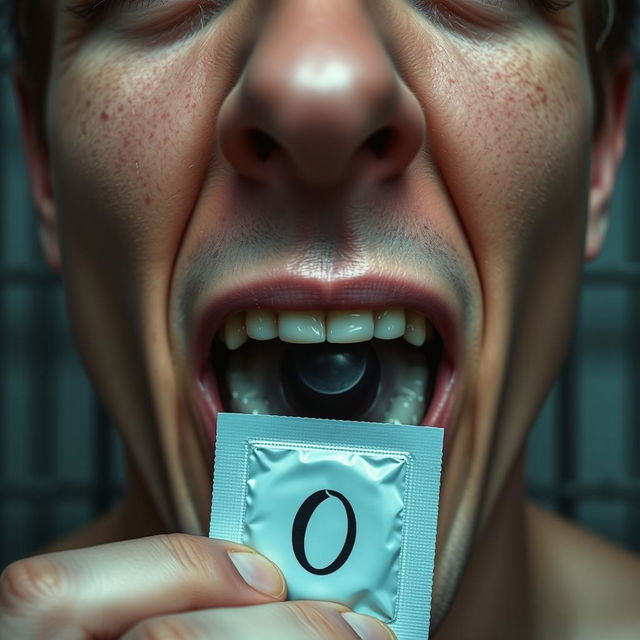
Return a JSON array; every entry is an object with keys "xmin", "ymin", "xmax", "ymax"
[{"xmin": 209, "ymin": 413, "xmax": 443, "ymax": 640}]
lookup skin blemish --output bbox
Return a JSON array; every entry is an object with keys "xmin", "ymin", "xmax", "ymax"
[{"xmin": 101, "ymin": 111, "xmax": 110, "ymax": 121}]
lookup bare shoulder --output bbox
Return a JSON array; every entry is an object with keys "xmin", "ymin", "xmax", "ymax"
[{"xmin": 526, "ymin": 502, "xmax": 640, "ymax": 640}]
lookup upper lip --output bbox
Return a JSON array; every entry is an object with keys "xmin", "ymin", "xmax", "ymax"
[{"xmin": 193, "ymin": 273, "xmax": 462, "ymax": 428}]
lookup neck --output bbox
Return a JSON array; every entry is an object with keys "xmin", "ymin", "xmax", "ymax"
[
  {"xmin": 119, "ymin": 451, "xmax": 168, "ymax": 538},
  {"xmin": 433, "ymin": 455, "xmax": 534, "ymax": 640}
]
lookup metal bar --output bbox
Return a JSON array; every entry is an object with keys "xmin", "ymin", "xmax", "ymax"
[
  {"xmin": 555, "ymin": 339, "xmax": 578, "ymax": 518},
  {"xmin": 0, "ymin": 76, "xmax": 8, "ymax": 566},
  {"xmin": 0, "ymin": 268, "xmax": 61, "ymax": 287},
  {"xmin": 625, "ymin": 80, "xmax": 640, "ymax": 551},
  {"xmin": 92, "ymin": 393, "xmax": 114, "ymax": 517},
  {"xmin": 0, "ymin": 483, "xmax": 124, "ymax": 500},
  {"xmin": 27, "ymin": 278, "xmax": 56, "ymax": 550},
  {"xmin": 582, "ymin": 265, "xmax": 640, "ymax": 286},
  {"xmin": 528, "ymin": 480, "xmax": 640, "ymax": 501}
]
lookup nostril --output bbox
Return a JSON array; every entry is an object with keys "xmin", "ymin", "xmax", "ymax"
[
  {"xmin": 248, "ymin": 129, "xmax": 277, "ymax": 161},
  {"xmin": 366, "ymin": 126, "xmax": 394, "ymax": 158}
]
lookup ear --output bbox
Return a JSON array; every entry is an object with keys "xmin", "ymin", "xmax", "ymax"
[
  {"xmin": 14, "ymin": 67, "xmax": 60, "ymax": 271},
  {"xmin": 585, "ymin": 54, "xmax": 634, "ymax": 262}
]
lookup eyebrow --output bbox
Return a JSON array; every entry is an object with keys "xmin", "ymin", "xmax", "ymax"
[
  {"xmin": 66, "ymin": 0, "xmax": 116, "ymax": 21},
  {"xmin": 66, "ymin": 0, "xmax": 578, "ymax": 22}
]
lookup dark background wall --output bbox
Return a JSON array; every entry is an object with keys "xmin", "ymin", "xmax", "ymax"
[{"xmin": 1, "ymin": 62, "xmax": 639, "ymax": 568}]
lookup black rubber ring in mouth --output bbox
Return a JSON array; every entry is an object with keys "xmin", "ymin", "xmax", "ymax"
[{"xmin": 281, "ymin": 342, "xmax": 381, "ymax": 420}]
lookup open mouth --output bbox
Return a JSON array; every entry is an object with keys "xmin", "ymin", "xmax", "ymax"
[
  {"xmin": 194, "ymin": 278, "xmax": 459, "ymax": 438},
  {"xmin": 205, "ymin": 308, "xmax": 445, "ymax": 425}
]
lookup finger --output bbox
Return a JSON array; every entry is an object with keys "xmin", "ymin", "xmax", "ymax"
[
  {"xmin": 0, "ymin": 534, "xmax": 286, "ymax": 639},
  {"xmin": 122, "ymin": 601, "xmax": 396, "ymax": 640}
]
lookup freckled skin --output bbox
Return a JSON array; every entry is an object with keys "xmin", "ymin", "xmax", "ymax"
[{"xmin": 16, "ymin": 1, "xmax": 639, "ymax": 638}]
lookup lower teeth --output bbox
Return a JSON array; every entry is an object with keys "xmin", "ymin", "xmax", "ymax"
[{"xmin": 213, "ymin": 337, "xmax": 439, "ymax": 425}]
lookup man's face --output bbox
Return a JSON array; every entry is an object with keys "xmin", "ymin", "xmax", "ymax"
[{"xmin": 36, "ymin": 0, "xmax": 602, "ymax": 623}]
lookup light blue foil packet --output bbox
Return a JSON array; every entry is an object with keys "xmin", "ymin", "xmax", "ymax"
[{"xmin": 210, "ymin": 413, "xmax": 443, "ymax": 640}]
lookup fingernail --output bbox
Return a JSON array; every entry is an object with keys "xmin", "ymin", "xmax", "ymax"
[
  {"xmin": 342, "ymin": 612, "xmax": 395, "ymax": 640},
  {"xmin": 228, "ymin": 551, "xmax": 285, "ymax": 598}
]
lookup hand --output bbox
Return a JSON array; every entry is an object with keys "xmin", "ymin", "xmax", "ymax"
[{"xmin": 0, "ymin": 533, "xmax": 393, "ymax": 639}]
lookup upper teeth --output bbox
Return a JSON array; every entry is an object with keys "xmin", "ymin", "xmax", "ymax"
[{"xmin": 221, "ymin": 308, "xmax": 434, "ymax": 351}]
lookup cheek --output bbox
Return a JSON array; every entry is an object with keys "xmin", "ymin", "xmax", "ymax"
[
  {"xmin": 47, "ymin": 46, "xmax": 216, "ymax": 287},
  {"xmin": 428, "ymin": 39, "xmax": 593, "ymax": 281}
]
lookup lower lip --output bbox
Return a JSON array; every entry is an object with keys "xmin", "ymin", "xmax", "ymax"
[{"xmin": 196, "ymin": 345, "xmax": 455, "ymax": 454}]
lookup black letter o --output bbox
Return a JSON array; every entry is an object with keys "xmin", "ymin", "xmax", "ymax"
[{"xmin": 291, "ymin": 489, "xmax": 356, "ymax": 575}]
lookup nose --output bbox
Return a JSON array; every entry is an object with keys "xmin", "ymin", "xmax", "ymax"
[{"xmin": 217, "ymin": 1, "xmax": 425, "ymax": 188}]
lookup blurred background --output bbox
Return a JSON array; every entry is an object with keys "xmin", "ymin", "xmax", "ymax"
[{"xmin": 1, "ymin": 62, "xmax": 639, "ymax": 567}]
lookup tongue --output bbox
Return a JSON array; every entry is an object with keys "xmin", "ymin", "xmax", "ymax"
[{"xmin": 281, "ymin": 342, "xmax": 381, "ymax": 420}]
